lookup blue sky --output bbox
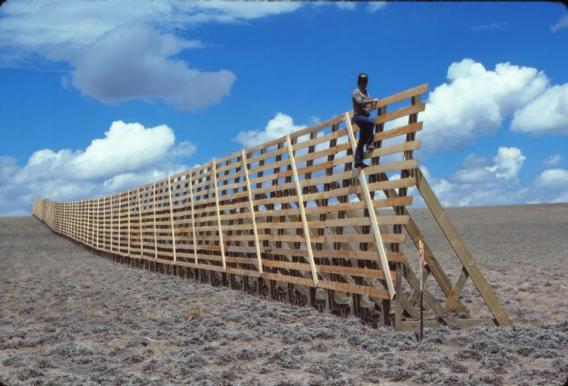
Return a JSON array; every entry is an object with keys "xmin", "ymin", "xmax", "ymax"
[{"xmin": 0, "ymin": 1, "xmax": 567, "ymax": 215}]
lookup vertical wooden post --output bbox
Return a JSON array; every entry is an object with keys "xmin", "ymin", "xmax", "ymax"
[
  {"xmin": 75, "ymin": 201, "xmax": 79, "ymax": 241},
  {"xmin": 168, "ymin": 176, "xmax": 177, "ymax": 263},
  {"xmin": 111, "ymin": 195, "xmax": 115, "ymax": 252},
  {"xmin": 103, "ymin": 197, "xmax": 107, "ymax": 251},
  {"xmin": 81, "ymin": 200, "xmax": 85, "ymax": 243},
  {"xmin": 86, "ymin": 200, "xmax": 89, "ymax": 244},
  {"xmin": 344, "ymin": 113, "xmax": 395, "ymax": 300},
  {"xmin": 91, "ymin": 199, "xmax": 95, "ymax": 248},
  {"xmin": 189, "ymin": 170, "xmax": 198, "ymax": 265},
  {"xmin": 285, "ymin": 134, "xmax": 319, "ymax": 286},
  {"xmin": 74, "ymin": 201, "xmax": 77, "ymax": 240},
  {"xmin": 127, "ymin": 191, "xmax": 131, "ymax": 257},
  {"xmin": 212, "ymin": 161, "xmax": 227, "ymax": 270},
  {"xmin": 137, "ymin": 188, "xmax": 144, "ymax": 259},
  {"xmin": 82, "ymin": 200, "xmax": 86, "ymax": 243},
  {"xmin": 241, "ymin": 150, "xmax": 263, "ymax": 273},
  {"xmin": 42, "ymin": 199, "xmax": 46, "ymax": 222},
  {"xmin": 117, "ymin": 193, "xmax": 122, "ymax": 254},
  {"xmin": 71, "ymin": 201, "xmax": 75, "ymax": 240},
  {"xmin": 153, "ymin": 182, "xmax": 158, "ymax": 261},
  {"xmin": 75, "ymin": 201, "xmax": 78, "ymax": 239},
  {"xmin": 96, "ymin": 198, "xmax": 100, "ymax": 250}
]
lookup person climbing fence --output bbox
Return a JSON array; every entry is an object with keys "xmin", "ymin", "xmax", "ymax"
[{"xmin": 352, "ymin": 72, "xmax": 379, "ymax": 169}]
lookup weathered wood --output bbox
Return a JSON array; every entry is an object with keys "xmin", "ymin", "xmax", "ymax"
[
  {"xmin": 286, "ymin": 134, "xmax": 319, "ymax": 286},
  {"xmin": 167, "ymin": 176, "xmax": 177, "ymax": 263},
  {"xmin": 444, "ymin": 267, "xmax": 469, "ymax": 312},
  {"xmin": 241, "ymin": 150, "xmax": 263, "ymax": 273},
  {"xmin": 117, "ymin": 193, "xmax": 122, "ymax": 254},
  {"xmin": 33, "ymin": 82, "xmax": 509, "ymax": 330},
  {"xmin": 127, "ymin": 190, "xmax": 131, "ymax": 256},
  {"xmin": 152, "ymin": 182, "xmax": 158, "ymax": 261},
  {"xmin": 189, "ymin": 169, "xmax": 198, "ymax": 264},
  {"xmin": 137, "ymin": 188, "xmax": 143, "ymax": 258},
  {"xmin": 212, "ymin": 161, "xmax": 227, "ymax": 270},
  {"xmin": 415, "ymin": 168, "xmax": 511, "ymax": 326},
  {"xmin": 344, "ymin": 113, "xmax": 395, "ymax": 300}
]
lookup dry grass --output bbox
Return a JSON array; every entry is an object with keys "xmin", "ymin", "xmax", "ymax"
[{"xmin": 0, "ymin": 204, "xmax": 566, "ymax": 385}]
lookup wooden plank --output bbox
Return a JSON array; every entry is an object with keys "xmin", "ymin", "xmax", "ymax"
[
  {"xmin": 374, "ymin": 103, "xmax": 425, "ymax": 125},
  {"xmin": 317, "ymin": 265, "xmax": 396, "ymax": 281},
  {"xmin": 117, "ymin": 194, "xmax": 122, "ymax": 253},
  {"xmin": 373, "ymin": 83, "xmax": 428, "ymax": 109},
  {"xmin": 103, "ymin": 198, "xmax": 107, "ymax": 251},
  {"xmin": 295, "ymin": 159, "xmax": 417, "ymax": 188},
  {"xmin": 344, "ymin": 113, "xmax": 395, "ymax": 300},
  {"xmin": 113, "ymin": 195, "xmax": 117, "ymax": 251},
  {"xmin": 188, "ymin": 170, "xmax": 198, "ymax": 265},
  {"xmin": 212, "ymin": 161, "xmax": 227, "ymax": 270},
  {"xmin": 127, "ymin": 191, "xmax": 131, "ymax": 256},
  {"xmin": 167, "ymin": 176, "xmax": 177, "ymax": 263},
  {"xmin": 293, "ymin": 127, "xmax": 348, "ymax": 150},
  {"xmin": 286, "ymin": 134, "xmax": 319, "ymax": 286},
  {"xmin": 415, "ymin": 168, "xmax": 511, "ymax": 326},
  {"xmin": 241, "ymin": 150, "xmax": 263, "ymax": 273},
  {"xmin": 317, "ymin": 280, "xmax": 389, "ymax": 299},
  {"xmin": 261, "ymin": 259, "xmax": 311, "ymax": 271},
  {"xmin": 261, "ymin": 272, "xmax": 315, "ymax": 287},
  {"xmin": 80, "ymin": 200, "xmax": 85, "ymax": 243},
  {"xmin": 401, "ymin": 262, "xmax": 456, "ymax": 327},
  {"xmin": 444, "ymin": 267, "xmax": 469, "ymax": 312},
  {"xmin": 375, "ymin": 171, "xmax": 469, "ymax": 314},
  {"xmin": 373, "ymin": 122, "xmax": 422, "ymax": 142},
  {"xmin": 152, "ymin": 182, "xmax": 158, "ymax": 261},
  {"xmin": 137, "ymin": 188, "xmax": 144, "ymax": 258}
]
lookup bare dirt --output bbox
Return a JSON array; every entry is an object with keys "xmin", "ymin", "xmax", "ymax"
[{"xmin": 1, "ymin": 204, "xmax": 567, "ymax": 385}]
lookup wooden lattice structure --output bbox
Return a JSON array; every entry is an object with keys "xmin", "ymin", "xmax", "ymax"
[{"xmin": 32, "ymin": 84, "xmax": 511, "ymax": 330}]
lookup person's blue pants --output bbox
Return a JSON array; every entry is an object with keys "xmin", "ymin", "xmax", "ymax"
[{"xmin": 352, "ymin": 115, "xmax": 375, "ymax": 165}]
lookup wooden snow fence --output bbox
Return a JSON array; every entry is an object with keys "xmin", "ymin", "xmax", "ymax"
[{"xmin": 32, "ymin": 84, "xmax": 511, "ymax": 330}]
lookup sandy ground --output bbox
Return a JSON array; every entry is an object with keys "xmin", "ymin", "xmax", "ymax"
[{"xmin": 0, "ymin": 204, "xmax": 567, "ymax": 385}]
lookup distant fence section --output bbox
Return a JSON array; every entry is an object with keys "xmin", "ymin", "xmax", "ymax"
[{"xmin": 33, "ymin": 84, "xmax": 511, "ymax": 330}]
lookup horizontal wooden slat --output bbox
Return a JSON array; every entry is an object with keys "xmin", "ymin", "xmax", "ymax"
[{"xmin": 317, "ymin": 280, "xmax": 389, "ymax": 299}]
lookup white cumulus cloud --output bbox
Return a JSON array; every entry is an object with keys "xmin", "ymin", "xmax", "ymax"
[
  {"xmin": 69, "ymin": 24, "xmax": 235, "ymax": 110},
  {"xmin": 485, "ymin": 147, "xmax": 527, "ymax": 180},
  {"xmin": 421, "ymin": 59, "xmax": 549, "ymax": 152},
  {"xmin": 418, "ymin": 147, "xmax": 567, "ymax": 206},
  {"xmin": 71, "ymin": 121, "xmax": 178, "ymax": 179},
  {"xmin": 0, "ymin": 121, "xmax": 196, "ymax": 215},
  {"xmin": 511, "ymin": 84, "xmax": 568, "ymax": 135},
  {"xmin": 537, "ymin": 168, "xmax": 568, "ymax": 187},
  {"xmin": 0, "ymin": 1, "xmax": 302, "ymax": 110},
  {"xmin": 235, "ymin": 113, "xmax": 307, "ymax": 147}
]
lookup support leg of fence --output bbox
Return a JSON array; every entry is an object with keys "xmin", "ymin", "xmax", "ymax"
[
  {"xmin": 212, "ymin": 161, "xmax": 227, "ymax": 270},
  {"xmin": 343, "ymin": 113, "xmax": 395, "ymax": 300},
  {"xmin": 241, "ymin": 149, "xmax": 263, "ymax": 273},
  {"xmin": 286, "ymin": 134, "xmax": 319, "ymax": 287}
]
